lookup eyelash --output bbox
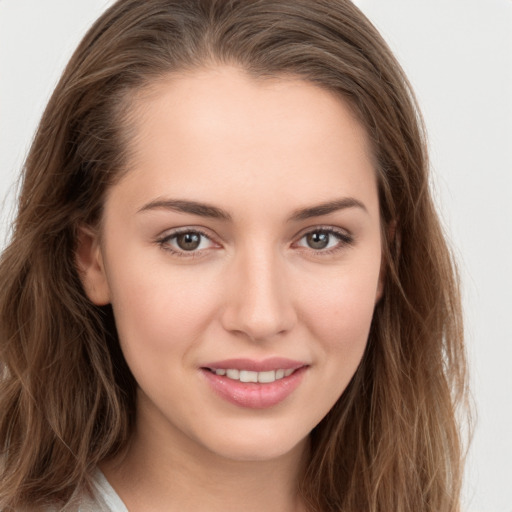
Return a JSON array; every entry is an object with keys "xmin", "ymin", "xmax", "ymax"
[
  {"xmin": 156, "ymin": 228, "xmax": 217, "ymax": 259},
  {"xmin": 156, "ymin": 226, "xmax": 354, "ymax": 258},
  {"xmin": 293, "ymin": 227, "xmax": 354, "ymax": 256}
]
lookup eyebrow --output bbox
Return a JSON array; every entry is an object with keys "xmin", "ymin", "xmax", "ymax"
[
  {"xmin": 138, "ymin": 199, "xmax": 232, "ymax": 220},
  {"xmin": 289, "ymin": 197, "xmax": 367, "ymax": 221},
  {"xmin": 138, "ymin": 197, "xmax": 367, "ymax": 221}
]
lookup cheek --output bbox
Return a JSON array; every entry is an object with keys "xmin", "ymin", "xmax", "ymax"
[
  {"xmin": 309, "ymin": 289, "xmax": 375, "ymax": 359},
  {"xmin": 290, "ymin": 266, "xmax": 379, "ymax": 433},
  {"xmin": 106, "ymin": 256, "xmax": 221, "ymax": 359},
  {"xmin": 298, "ymin": 257, "xmax": 381, "ymax": 363}
]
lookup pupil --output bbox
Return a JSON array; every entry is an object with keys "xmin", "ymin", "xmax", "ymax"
[
  {"xmin": 177, "ymin": 233, "xmax": 201, "ymax": 251},
  {"xmin": 307, "ymin": 231, "xmax": 329, "ymax": 249}
]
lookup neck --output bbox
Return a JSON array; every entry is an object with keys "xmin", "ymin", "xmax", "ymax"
[{"xmin": 102, "ymin": 399, "xmax": 309, "ymax": 512}]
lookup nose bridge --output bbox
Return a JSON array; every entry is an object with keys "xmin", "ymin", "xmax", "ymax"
[{"xmin": 221, "ymin": 241, "xmax": 296, "ymax": 341}]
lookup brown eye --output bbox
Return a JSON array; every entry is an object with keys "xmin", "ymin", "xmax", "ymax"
[
  {"xmin": 175, "ymin": 232, "xmax": 202, "ymax": 251},
  {"xmin": 305, "ymin": 231, "xmax": 330, "ymax": 249},
  {"xmin": 159, "ymin": 229, "xmax": 218, "ymax": 256},
  {"xmin": 296, "ymin": 228, "xmax": 354, "ymax": 253}
]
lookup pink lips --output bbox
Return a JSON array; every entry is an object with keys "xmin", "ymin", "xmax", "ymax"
[{"xmin": 200, "ymin": 358, "xmax": 308, "ymax": 409}]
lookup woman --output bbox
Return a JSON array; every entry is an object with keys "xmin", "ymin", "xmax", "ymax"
[{"xmin": 0, "ymin": 0, "xmax": 468, "ymax": 510}]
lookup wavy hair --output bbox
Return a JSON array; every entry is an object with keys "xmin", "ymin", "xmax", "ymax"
[{"xmin": 0, "ymin": 1, "xmax": 468, "ymax": 510}]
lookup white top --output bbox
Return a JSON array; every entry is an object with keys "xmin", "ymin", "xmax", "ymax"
[{"xmin": 77, "ymin": 470, "xmax": 129, "ymax": 512}]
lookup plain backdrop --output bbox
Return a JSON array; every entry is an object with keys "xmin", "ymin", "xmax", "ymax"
[{"xmin": 1, "ymin": 1, "xmax": 511, "ymax": 511}]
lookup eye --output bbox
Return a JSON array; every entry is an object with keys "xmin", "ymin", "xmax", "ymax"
[
  {"xmin": 295, "ymin": 228, "xmax": 353, "ymax": 252},
  {"xmin": 158, "ymin": 229, "xmax": 217, "ymax": 255},
  {"xmin": 174, "ymin": 232, "xmax": 204, "ymax": 251}
]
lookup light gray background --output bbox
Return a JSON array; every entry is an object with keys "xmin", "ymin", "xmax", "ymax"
[{"xmin": 1, "ymin": 1, "xmax": 511, "ymax": 511}]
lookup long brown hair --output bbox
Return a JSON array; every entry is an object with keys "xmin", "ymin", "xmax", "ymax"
[{"xmin": 0, "ymin": 1, "xmax": 468, "ymax": 510}]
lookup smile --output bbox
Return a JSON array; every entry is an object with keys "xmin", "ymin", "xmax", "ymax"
[
  {"xmin": 209, "ymin": 368, "xmax": 296, "ymax": 383},
  {"xmin": 201, "ymin": 358, "xmax": 308, "ymax": 409}
]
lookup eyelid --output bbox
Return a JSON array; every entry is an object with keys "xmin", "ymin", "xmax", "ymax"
[
  {"xmin": 292, "ymin": 225, "xmax": 354, "ymax": 252},
  {"xmin": 156, "ymin": 226, "xmax": 221, "ymax": 257}
]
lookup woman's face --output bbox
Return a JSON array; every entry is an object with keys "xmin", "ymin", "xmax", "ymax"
[{"xmin": 79, "ymin": 66, "xmax": 383, "ymax": 462}]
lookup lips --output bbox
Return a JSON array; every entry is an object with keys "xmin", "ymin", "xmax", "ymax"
[{"xmin": 200, "ymin": 358, "xmax": 308, "ymax": 409}]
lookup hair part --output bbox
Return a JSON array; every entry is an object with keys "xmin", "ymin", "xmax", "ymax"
[{"xmin": 0, "ymin": 1, "xmax": 468, "ymax": 510}]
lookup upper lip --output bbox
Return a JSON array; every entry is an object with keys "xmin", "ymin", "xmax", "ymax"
[{"xmin": 202, "ymin": 357, "xmax": 307, "ymax": 372}]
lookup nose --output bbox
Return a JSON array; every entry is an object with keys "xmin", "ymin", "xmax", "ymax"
[{"xmin": 220, "ymin": 247, "xmax": 297, "ymax": 342}]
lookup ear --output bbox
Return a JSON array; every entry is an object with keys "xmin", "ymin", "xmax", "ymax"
[{"xmin": 75, "ymin": 226, "xmax": 111, "ymax": 306}]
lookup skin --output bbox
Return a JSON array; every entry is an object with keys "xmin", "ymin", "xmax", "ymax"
[{"xmin": 77, "ymin": 66, "xmax": 383, "ymax": 512}]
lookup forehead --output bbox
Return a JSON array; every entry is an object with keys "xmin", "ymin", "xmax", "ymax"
[{"xmin": 110, "ymin": 65, "xmax": 378, "ymax": 217}]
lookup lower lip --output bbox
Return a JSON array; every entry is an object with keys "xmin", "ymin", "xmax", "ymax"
[{"xmin": 201, "ymin": 367, "xmax": 307, "ymax": 409}]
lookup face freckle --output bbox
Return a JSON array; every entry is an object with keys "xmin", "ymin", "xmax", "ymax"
[{"xmin": 79, "ymin": 65, "xmax": 383, "ymax": 464}]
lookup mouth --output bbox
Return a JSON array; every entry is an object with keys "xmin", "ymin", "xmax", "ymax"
[
  {"xmin": 203, "ymin": 367, "xmax": 297, "ymax": 383},
  {"xmin": 200, "ymin": 358, "xmax": 309, "ymax": 409}
]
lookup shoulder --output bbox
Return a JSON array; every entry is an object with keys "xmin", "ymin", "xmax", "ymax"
[
  {"xmin": 41, "ymin": 470, "xmax": 129, "ymax": 512},
  {"xmin": 77, "ymin": 470, "xmax": 129, "ymax": 512}
]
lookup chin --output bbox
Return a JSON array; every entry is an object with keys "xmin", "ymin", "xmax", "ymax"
[{"xmin": 195, "ymin": 422, "xmax": 311, "ymax": 463}]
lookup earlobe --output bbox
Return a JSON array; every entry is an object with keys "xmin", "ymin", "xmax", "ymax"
[{"xmin": 75, "ymin": 226, "xmax": 111, "ymax": 306}]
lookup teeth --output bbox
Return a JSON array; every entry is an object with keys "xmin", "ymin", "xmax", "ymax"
[
  {"xmin": 258, "ymin": 370, "xmax": 276, "ymax": 383},
  {"xmin": 226, "ymin": 369, "xmax": 239, "ymax": 380},
  {"xmin": 239, "ymin": 370, "xmax": 258, "ymax": 383},
  {"xmin": 213, "ymin": 368, "xmax": 297, "ymax": 383}
]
